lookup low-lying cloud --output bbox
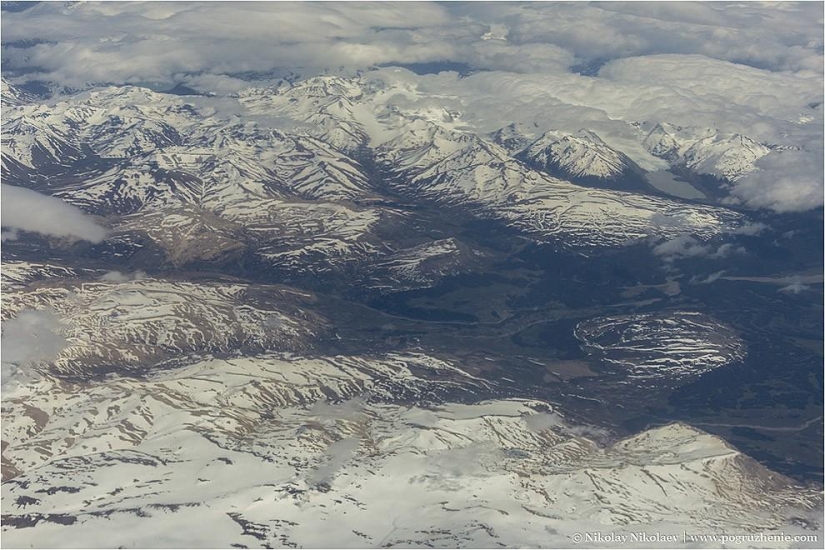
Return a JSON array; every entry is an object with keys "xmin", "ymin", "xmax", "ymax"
[
  {"xmin": 779, "ymin": 278, "xmax": 810, "ymax": 294},
  {"xmin": 1, "ymin": 309, "xmax": 68, "ymax": 367},
  {"xmin": 524, "ymin": 411, "xmax": 610, "ymax": 440},
  {"xmin": 1, "ymin": 309, "xmax": 68, "ymax": 389},
  {"xmin": 1, "ymin": 184, "xmax": 108, "ymax": 243},
  {"xmin": 430, "ymin": 442, "xmax": 502, "ymax": 478},
  {"xmin": 309, "ymin": 397, "xmax": 367, "ymax": 423},
  {"xmin": 727, "ymin": 148, "xmax": 825, "ymax": 213},
  {"xmin": 98, "ymin": 270, "xmax": 147, "ymax": 283},
  {"xmin": 307, "ymin": 437, "xmax": 360, "ymax": 486},
  {"xmin": 690, "ymin": 270, "xmax": 727, "ymax": 285},
  {"xmin": 652, "ymin": 235, "xmax": 745, "ymax": 264},
  {"xmin": 524, "ymin": 411, "xmax": 565, "ymax": 432}
]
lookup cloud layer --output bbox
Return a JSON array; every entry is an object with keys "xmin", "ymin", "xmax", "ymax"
[
  {"xmin": 726, "ymin": 147, "xmax": 825, "ymax": 213},
  {"xmin": 3, "ymin": 2, "xmax": 821, "ymax": 87},
  {"xmin": 2, "ymin": 2, "xmax": 822, "ymax": 214}
]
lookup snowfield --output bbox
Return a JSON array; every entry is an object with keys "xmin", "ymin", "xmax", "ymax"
[{"xmin": 2, "ymin": 354, "xmax": 821, "ymax": 548}]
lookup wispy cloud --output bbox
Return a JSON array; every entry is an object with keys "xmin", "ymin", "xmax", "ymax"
[
  {"xmin": 1, "ymin": 309, "xmax": 68, "ymax": 390},
  {"xmin": 779, "ymin": 278, "xmax": 810, "ymax": 294},
  {"xmin": 731, "ymin": 222, "xmax": 769, "ymax": 236},
  {"xmin": 524, "ymin": 411, "xmax": 565, "ymax": 432},
  {"xmin": 652, "ymin": 235, "xmax": 744, "ymax": 264},
  {"xmin": 307, "ymin": 437, "xmax": 360, "ymax": 487},
  {"xmin": 690, "ymin": 270, "xmax": 727, "ymax": 285},
  {"xmin": 309, "ymin": 397, "xmax": 367, "ymax": 423},
  {"xmin": 304, "ymin": 397, "xmax": 367, "ymax": 486},
  {"xmin": 98, "ymin": 270, "xmax": 147, "ymax": 283},
  {"xmin": 524, "ymin": 411, "xmax": 609, "ymax": 440}
]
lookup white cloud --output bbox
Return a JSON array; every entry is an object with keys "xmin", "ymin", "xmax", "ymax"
[
  {"xmin": 732, "ymin": 222, "xmax": 769, "ymax": 236},
  {"xmin": 524, "ymin": 411, "xmax": 565, "ymax": 432},
  {"xmin": 725, "ymin": 148, "xmax": 824, "ymax": 213},
  {"xmin": 1, "ymin": 228, "xmax": 19, "ymax": 241},
  {"xmin": 3, "ymin": 2, "xmax": 821, "ymax": 89},
  {"xmin": 1, "ymin": 2, "xmax": 453, "ymax": 88},
  {"xmin": 599, "ymin": 55, "xmax": 821, "ymax": 120},
  {"xmin": 652, "ymin": 235, "xmax": 745, "ymax": 264},
  {"xmin": 690, "ymin": 270, "xmax": 726, "ymax": 285},
  {"xmin": 524, "ymin": 411, "xmax": 609, "ymax": 440},
  {"xmin": 779, "ymin": 278, "xmax": 810, "ymax": 294},
  {"xmin": 566, "ymin": 423, "xmax": 610, "ymax": 440},
  {"xmin": 2, "ymin": 2, "xmax": 822, "ymax": 215},
  {"xmin": 98, "ymin": 270, "xmax": 147, "ymax": 283},
  {"xmin": 2, "ymin": 309, "xmax": 68, "ymax": 376},
  {"xmin": 1, "ymin": 184, "xmax": 108, "ymax": 243},
  {"xmin": 466, "ymin": 2, "xmax": 824, "ymax": 73},
  {"xmin": 307, "ymin": 437, "xmax": 360, "ymax": 486}
]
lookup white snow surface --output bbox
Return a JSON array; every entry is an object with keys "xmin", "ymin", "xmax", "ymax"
[
  {"xmin": 575, "ymin": 311, "xmax": 746, "ymax": 383},
  {"xmin": 0, "ymin": 76, "xmax": 761, "ymax": 262},
  {"xmin": 2, "ymin": 353, "xmax": 821, "ymax": 548}
]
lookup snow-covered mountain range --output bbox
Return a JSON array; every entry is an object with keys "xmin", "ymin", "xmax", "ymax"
[
  {"xmin": 2, "ymin": 73, "xmax": 822, "ymax": 548},
  {"xmin": 641, "ymin": 122, "xmax": 771, "ymax": 182},
  {"xmin": 1, "ymin": 268, "xmax": 328, "ymax": 377},
  {"xmin": 3, "ymin": 352, "xmax": 821, "ymax": 548},
  {"xmin": 1, "ymin": 74, "xmax": 764, "ymax": 273},
  {"xmin": 517, "ymin": 129, "xmax": 640, "ymax": 182}
]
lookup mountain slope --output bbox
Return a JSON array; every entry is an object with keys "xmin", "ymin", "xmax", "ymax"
[
  {"xmin": 516, "ymin": 130, "xmax": 643, "ymax": 190},
  {"xmin": 2, "ymin": 363, "xmax": 820, "ymax": 548},
  {"xmin": 1, "ymin": 269, "xmax": 329, "ymax": 376},
  {"xmin": 378, "ymin": 121, "xmax": 744, "ymax": 247},
  {"xmin": 642, "ymin": 122, "xmax": 771, "ymax": 182}
]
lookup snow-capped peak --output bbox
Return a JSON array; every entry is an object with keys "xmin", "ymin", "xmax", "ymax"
[
  {"xmin": 643, "ymin": 122, "xmax": 770, "ymax": 181},
  {"xmin": 517, "ymin": 128, "xmax": 635, "ymax": 181}
]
